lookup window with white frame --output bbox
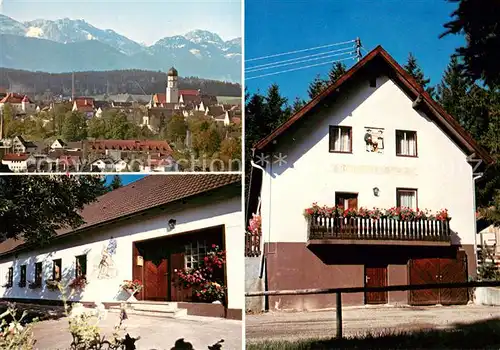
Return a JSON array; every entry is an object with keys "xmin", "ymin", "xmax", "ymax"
[
  {"xmin": 329, "ymin": 126, "xmax": 352, "ymax": 153},
  {"xmin": 184, "ymin": 241, "xmax": 208, "ymax": 269},
  {"xmin": 396, "ymin": 130, "xmax": 417, "ymax": 157},
  {"xmin": 397, "ymin": 188, "xmax": 418, "ymax": 209}
]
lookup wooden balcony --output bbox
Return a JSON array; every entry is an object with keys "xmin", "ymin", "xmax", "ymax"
[{"xmin": 307, "ymin": 215, "xmax": 452, "ymax": 246}]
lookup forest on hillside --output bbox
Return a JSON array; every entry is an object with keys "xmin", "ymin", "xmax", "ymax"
[{"xmin": 0, "ymin": 68, "xmax": 242, "ymax": 98}]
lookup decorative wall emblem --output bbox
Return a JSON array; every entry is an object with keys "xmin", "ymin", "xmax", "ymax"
[
  {"xmin": 96, "ymin": 238, "xmax": 118, "ymax": 279},
  {"xmin": 364, "ymin": 127, "xmax": 384, "ymax": 153}
]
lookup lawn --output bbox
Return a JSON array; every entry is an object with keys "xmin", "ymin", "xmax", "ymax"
[{"xmin": 246, "ymin": 318, "xmax": 500, "ymax": 349}]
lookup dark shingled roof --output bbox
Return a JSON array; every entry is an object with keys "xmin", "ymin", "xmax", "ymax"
[{"xmin": 0, "ymin": 174, "xmax": 241, "ymax": 256}]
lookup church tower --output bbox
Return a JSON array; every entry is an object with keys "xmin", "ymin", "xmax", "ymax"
[{"xmin": 166, "ymin": 67, "xmax": 179, "ymax": 104}]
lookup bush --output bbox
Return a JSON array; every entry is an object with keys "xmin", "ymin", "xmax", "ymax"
[{"xmin": 0, "ymin": 304, "xmax": 37, "ymax": 350}]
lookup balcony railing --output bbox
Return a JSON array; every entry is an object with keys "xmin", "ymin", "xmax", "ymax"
[{"xmin": 308, "ymin": 214, "xmax": 451, "ymax": 243}]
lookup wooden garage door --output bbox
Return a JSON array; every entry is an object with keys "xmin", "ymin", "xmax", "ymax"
[
  {"xmin": 439, "ymin": 251, "xmax": 468, "ymax": 305},
  {"xmin": 409, "ymin": 251, "xmax": 468, "ymax": 305}
]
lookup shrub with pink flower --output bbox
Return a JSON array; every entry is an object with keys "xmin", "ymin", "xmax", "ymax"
[
  {"xmin": 195, "ymin": 281, "xmax": 226, "ymax": 303},
  {"xmin": 175, "ymin": 244, "xmax": 226, "ymax": 303},
  {"xmin": 248, "ymin": 214, "xmax": 261, "ymax": 236}
]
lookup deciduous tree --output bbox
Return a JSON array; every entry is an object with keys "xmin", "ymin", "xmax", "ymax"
[
  {"xmin": 0, "ymin": 175, "xmax": 107, "ymax": 244},
  {"xmin": 62, "ymin": 111, "xmax": 87, "ymax": 142}
]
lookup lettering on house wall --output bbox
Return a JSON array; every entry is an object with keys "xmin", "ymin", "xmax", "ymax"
[
  {"xmin": 330, "ymin": 164, "xmax": 417, "ymax": 176},
  {"xmin": 364, "ymin": 127, "xmax": 384, "ymax": 153},
  {"xmin": 95, "ymin": 238, "xmax": 118, "ymax": 279}
]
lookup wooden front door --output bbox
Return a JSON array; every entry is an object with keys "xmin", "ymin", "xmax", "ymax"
[
  {"xmin": 409, "ymin": 252, "xmax": 468, "ymax": 305},
  {"xmin": 143, "ymin": 259, "xmax": 168, "ymax": 301},
  {"xmin": 365, "ymin": 265, "xmax": 388, "ymax": 304},
  {"xmin": 170, "ymin": 252, "xmax": 192, "ymax": 302}
]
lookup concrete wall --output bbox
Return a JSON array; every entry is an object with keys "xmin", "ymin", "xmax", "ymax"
[
  {"xmin": 245, "ymin": 256, "xmax": 265, "ymax": 313},
  {"xmin": 475, "ymin": 287, "xmax": 500, "ymax": 306},
  {"xmin": 260, "ymin": 76, "xmax": 475, "ymax": 247},
  {"xmin": 0, "ymin": 196, "xmax": 244, "ymax": 311}
]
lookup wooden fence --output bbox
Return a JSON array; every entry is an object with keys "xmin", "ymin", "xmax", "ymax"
[
  {"xmin": 246, "ymin": 280, "xmax": 500, "ymax": 339},
  {"xmin": 245, "ymin": 231, "xmax": 261, "ymax": 257}
]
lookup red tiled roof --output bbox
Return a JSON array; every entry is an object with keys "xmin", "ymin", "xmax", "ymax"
[
  {"xmin": 179, "ymin": 89, "xmax": 200, "ymax": 96},
  {"xmin": 180, "ymin": 94, "xmax": 202, "ymax": 105},
  {"xmin": 253, "ymin": 45, "xmax": 494, "ymax": 165},
  {"xmin": 0, "ymin": 93, "xmax": 32, "ymax": 104},
  {"xmin": 74, "ymin": 98, "xmax": 94, "ymax": 108},
  {"xmin": 88, "ymin": 140, "xmax": 173, "ymax": 154},
  {"xmin": 0, "ymin": 174, "xmax": 241, "ymax": 256},
  {"xmin": 231, "ymin": 117, "xmax": 241, "ymax": 125},
  {"xmin": 153, "ymin": 93, "xmax": 167, "ymax": 105},
  {"xmin": 2, "ymin": 153, "xmax": 30, "ymax": 161}
]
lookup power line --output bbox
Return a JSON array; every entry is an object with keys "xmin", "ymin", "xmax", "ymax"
[
  {"xmin": 246, "ymin": 39, "xmax": 356, "ymax": 62},
  {"xmin": 246, "ymin": 56, "xmax": 355, "ymax": 80},
  {"xmin": 246, "ymin": 46, "xmax": 354, "ymax": 71},
  {"xmin": 246, "ymin": 50, "xmax": 356, "ymax": 73}
]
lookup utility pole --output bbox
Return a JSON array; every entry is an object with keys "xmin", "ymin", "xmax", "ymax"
[{"xmin": 355, "ymin": 37, "xmax": 362, "ymax": 62}]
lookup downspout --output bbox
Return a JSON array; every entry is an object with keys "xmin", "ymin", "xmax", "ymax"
[
  {"xmin": 473, "ymin": 172, "xmax": 484, "ymax": 277},
  {"xmin": 250, "ymin": 159, "xmax": 267, "ymax": 279}
]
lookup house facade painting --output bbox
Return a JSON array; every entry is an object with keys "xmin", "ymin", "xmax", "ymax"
[
  {"xmin": 246, "ymin": 46, "xmax": 494, "ymax": 311},
  {"xmin": 0, "ymin": 174, "xmax": 243, "ymax": 319}
]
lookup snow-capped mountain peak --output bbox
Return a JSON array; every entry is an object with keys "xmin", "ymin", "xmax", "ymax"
[
  {"xmin": 0, "ymin": 14, "xmax": 242, "ymax": 82},
  {"xmin": 185, "ymin": 29, "xmax": 224, "ymax": 45}
]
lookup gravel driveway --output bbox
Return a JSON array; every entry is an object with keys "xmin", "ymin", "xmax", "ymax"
[{"xmin": 246, "ymin": 304, "xmax": 500, "ymax": 343}]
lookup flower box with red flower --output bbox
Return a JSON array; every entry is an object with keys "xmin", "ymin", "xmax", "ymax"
[
  {"xmin": 121, "ymin": 279, "xmax": 143, "ymax": 294},
  {"xmin": 68, "ymin": 275, "xmax": 88, "ymax": 290},
  {"xmin": 28, "ymin": 281, "xmax": 41, "ymax": 290},
  {"xmin": 305, "ymin": 202, "xmax": 452, "ymax": 243},
  {"xmin": 45, "ymin": 279, "xmax": 60, "ymax": 292}
]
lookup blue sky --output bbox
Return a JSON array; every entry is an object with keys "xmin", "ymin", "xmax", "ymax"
[
  {"xmin": 1, "ymin": 0, "xmax": 241, "ymax": 45},
  {"xmin": 245, "ymin": 0, "xmax": 464, "ymax": 101},
  {"xmin": 105, "ymin": 175, "xmax": 145, "ymax": 186}
]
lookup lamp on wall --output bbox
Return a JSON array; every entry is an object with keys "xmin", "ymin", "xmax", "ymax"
[
  {"xmin": 168, "ymin": 219, "xmax": 176, "ymax": 230},
  {"xmin": 373, "ymin": 187, "xmax": 380, "ymax": 197}
]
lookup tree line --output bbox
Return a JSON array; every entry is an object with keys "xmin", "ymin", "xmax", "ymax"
[
  {"xmin": 0, "ymin": 68, "xmax": 242, "ymax": 99},
  {"xmin": 245, "ymin": 0, "xmax": 500, "ymax": 225}
]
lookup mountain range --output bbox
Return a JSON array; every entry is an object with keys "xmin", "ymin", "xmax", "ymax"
[{"xmin": 0, "ymin": 15, "xmax": 241, "ymax": 82}]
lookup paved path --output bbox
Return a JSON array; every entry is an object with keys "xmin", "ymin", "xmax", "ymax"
[
  {"xmin": 246, "ymin": 304, "xmax": 500, "ymax": 343},
  {"xmin": 33, "ymin": 312, "xmax": 242, "ymax": 350}
]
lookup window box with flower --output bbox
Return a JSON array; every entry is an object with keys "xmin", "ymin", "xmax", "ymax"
[
  {"xmin": 304, "ymin": 203, "xmax": 452, "ymax": 243},
  {"xmin": 68, "ymin": 275, "xmax": 88, "ymax": 290},
  {"xmin": 28, "ymin": 281, "xmax": 42, "ymax": 290},
  {"xmin": 45, "ymin": 279, "xmax": 60, "ymax": 292}
]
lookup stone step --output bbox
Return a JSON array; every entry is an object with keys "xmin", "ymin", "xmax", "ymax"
[
  {"xmin": 127, "ymin": 301, "xmax": 178, "ymax": 312},
  {"xmin": 108, "ymin": 306, "xmax": 187, "ymax": 319},
  {"xmin": 107, "ymin": 301, "xmax": 187, "ymax": 318}
]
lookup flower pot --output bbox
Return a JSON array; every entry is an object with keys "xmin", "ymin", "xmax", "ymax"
[{"xmin": 125, "ymin": 289, "xmax": 138, "ymax": 302}]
